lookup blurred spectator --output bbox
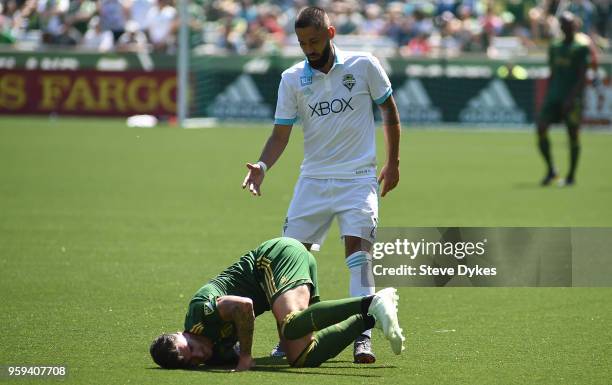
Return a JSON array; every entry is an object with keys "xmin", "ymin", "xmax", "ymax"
[
  {"xmin": 98, "ymin": 0, "xmax": 127, "ymax": 41},
  {"xmin": 481, "ymin": 5, "xmax": 503, "ymax": 49},
  {"xmin": 116, "ymin": 18, "xmax": 146, "ymax": 51},
  {"xmin": 502, "ymin": 0, "xmax": 536, "ymax": 48},
  {"xmin": 383, "ymin": 3, "xmax": 411, "ymax": 47},
  {"xmin": 0, "ymin": 0, "xmax": 19, "ymax": 43},
  {"xmin": 402, "ymin": 32, "xmax": 431, "ymax": 56},
  {"xmin": 38, "ymin": 0, "xmax": 80, "ymax": 44},
  {"xmin": 258, "ymin": 5, "xmax": 283, "ymax": 41},
  {"xmin": 125, "ymin": 0, "xmax": 152, "ymax": 30},
  {"xmin": 568, "ymin": 0, "xmax": 596, "ymax": 34},
  {"xmin": 436, "ymin": 0, "xmax": 458, "ymax": 16},
  {"xmin": 186, "ymin": 0, "xmax": 205, "ymax": 47},
  {"xmin": 411, "ymin": 7, "xmax": 434, "ymax": 38},
  {"xmin": 238, "ymin": 0, "xmax": 257, "ymax": 23},
  {"xmin": 216, "ymin": 1, "xmax": 247, "ymax": 54},
  {"xmin": 243, "ymin": 5, "xmax": 284, "ymax": 52},
  {"xmin": 529, "ymin": 0, "xmax": 561, "ymax": 41},
  {"xmin": 145, "ymin": 0, "xmax": 177, "ymax": 52},
  {"xmin": 359, "ymin": 4, "xmax": 385, "ymax": 36},
  {"xmin": 12, "ymin": 0, "xmax": 38, "ymax": 39},
  {"xmin": 81, "ymin": 14, "xmax": 113, "ymax": 50},
  {"xmin": 278, "ymin": 0, "xmax": 306, "ymax": 35},
  {"xmin": 456, "ymin": 5, "xmax": 482, "ymax": 51},
  {"xmin": 65, "ymin": 0, "xmax": 97, "ymax": 37},
  {"xmin": 0, "ymin": 0, "xmax": 609, "ymax": 54},
  {"xmin": 429, "ymin": 10, "xmax": 465, "ymax": 56},
  {"xmin": 592, "ymin": 0, "xmax": 610, "ymax": 39},
  {"xmin": 334, "ymin": 1, "xmax": 364, "ymax": 35}
]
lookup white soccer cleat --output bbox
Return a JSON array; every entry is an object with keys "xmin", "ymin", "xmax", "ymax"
[{"xmin": 368, "ymin": 287, "xmax": 405, "ymax": 355}]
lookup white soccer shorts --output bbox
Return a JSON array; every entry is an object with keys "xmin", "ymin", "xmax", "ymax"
[{"xmin": 282, "ymin": 177, "xmax": 379, "ymax": 250}]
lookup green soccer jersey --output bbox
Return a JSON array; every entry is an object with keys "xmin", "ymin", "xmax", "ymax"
[
  {"xmin": 183, "ymin": 237, "xmax": 318, "ymax": 345},
  {"xmin": 183, "ymin": 249, "xmax": 268, "ymax": 344},
  {"xmin": 546, "ymin": 35, "xmax": 590, "ymax": 102}
]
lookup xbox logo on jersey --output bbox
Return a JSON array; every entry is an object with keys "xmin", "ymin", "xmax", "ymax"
[{"xmin": 308, "ymin": 97, "xmax": 354, "ymax": 117}]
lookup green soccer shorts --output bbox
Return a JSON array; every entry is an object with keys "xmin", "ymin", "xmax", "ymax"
[
  {"xmin": 254, "ymin": 237, "xmax": 320, "ymax": 307},
  {"xmin": 539, "ymin": 97, "xmax": 583, "ymax": 127}
]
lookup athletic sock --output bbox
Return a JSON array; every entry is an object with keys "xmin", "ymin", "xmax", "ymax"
[
  {"xmin": 282, "ymin": 297, "xmax": 375, "ymax": 340},
  {"xmin": 346, "ymin": 251, "xmax": 376, "ymax": 338},
  {"xmin": 297, "ymin": 314, "xmax": 376, "ymax": 367},
  {"xmin": 568, "ymin": 139, "xmax": 580, "ymax": 180},
  {"xmin": 538, "ymin": 136, "xmax": 554, "ymax": 174}
]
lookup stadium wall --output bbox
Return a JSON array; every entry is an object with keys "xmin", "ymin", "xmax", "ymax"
[{"xmin": 0, "ymin": 50, "xmax": 610, "ymax": 126}]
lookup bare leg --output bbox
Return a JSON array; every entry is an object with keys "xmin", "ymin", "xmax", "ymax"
[
  {"xmin": 272, "ymin": 284, "xmax": 377, "ymax": 367},
  {"xmin": 344, "ymin": 236, "xmax": 371, "ymax": 256},
  {"xmin": 271, "ymin": 285, "xmax": 313, "ymax": 364}
]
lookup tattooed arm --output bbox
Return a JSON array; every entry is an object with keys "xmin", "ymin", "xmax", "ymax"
[{"xmin": 217, "ymin": 296, "xmax": 256, "ymax": 371}]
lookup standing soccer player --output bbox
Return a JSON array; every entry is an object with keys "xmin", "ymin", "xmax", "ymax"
[
  {"xmin": 536, "ymin": 12, "xmax": 590, "ymax": 186},
  {"xmin": 241, "ymin": 6, "xmax": 401, "ymax": 363}
]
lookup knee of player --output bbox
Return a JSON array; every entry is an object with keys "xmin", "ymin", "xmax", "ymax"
[
  {"xmin": 243, "ymin": 297, "xmax": 253, "ymax": 308},
  {"xmin": 280, "ymin": 311, "xmax": 302, "ymax": 340}
]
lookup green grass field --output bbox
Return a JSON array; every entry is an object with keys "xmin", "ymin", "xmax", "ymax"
[{"xmin": 1, "ymin": 117, "xmax": 611, "ymax": 384}]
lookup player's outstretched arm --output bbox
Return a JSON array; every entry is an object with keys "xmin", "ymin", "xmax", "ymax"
[
  {"xmin": 217, "ymin": 296, "xmax": 256, "ymax": 371},
  {"xmin": 377, "ymin": 95, "xmax": 401, "ymax": 197},
  {"xmin": 241, "ymin": 124, "xmax": 293, "ymax": 196}
]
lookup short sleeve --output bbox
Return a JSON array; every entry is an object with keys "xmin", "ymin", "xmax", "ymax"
[
  {"xmin": 367, "ymin": 55, "xmax": 392, "ymax": 105},
  {"xmin": 184, "ymin": 298, "xmax": 222, "ymax": 336},
  {"xmin": 274, "ymin": 74, "xmax": 298, "ymax": 125}
]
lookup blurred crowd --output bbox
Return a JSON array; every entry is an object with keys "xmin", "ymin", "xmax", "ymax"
[
  {"xmin": 0, "ymin": 0, "xmax": 610, "ymax": 55},
  {"xmin": 0, "ymin": 0, "xmax": 178, "ymax": 52}
]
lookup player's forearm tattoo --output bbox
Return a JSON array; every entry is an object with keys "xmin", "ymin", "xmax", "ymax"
[{"xmin": 232, "ymin": 305, "xmax": 255, "ymax": 355}]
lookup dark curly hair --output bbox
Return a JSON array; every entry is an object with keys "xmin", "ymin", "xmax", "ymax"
[{"xmin": 149, "ymin": 333, "xmax": 189, "ymax": 369}]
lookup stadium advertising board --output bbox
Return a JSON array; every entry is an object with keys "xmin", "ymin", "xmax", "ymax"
[
  {"xmin": 0, "ymin": 51, "xmax": 609, "ymax": 124},
  {"xmin": 192, "ymin": 55, "xmax": 610, "ymax": 126},
  {"xmin": 0, "ymin": 51, "xmax": 176, "ymax": 71},
  {"xmin": 0, "ymin": 70, "xmax": 176, "ymax": 116}
]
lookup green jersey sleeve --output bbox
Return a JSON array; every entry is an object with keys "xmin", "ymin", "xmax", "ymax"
[{"xmin": 184, "ymin": 297, "xmax": 236, "ymax": 343}]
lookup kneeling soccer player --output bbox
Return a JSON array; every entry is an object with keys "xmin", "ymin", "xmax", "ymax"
[{"xmin": 150, "ymin": 237, "xmax": 404, "ymax": 371}]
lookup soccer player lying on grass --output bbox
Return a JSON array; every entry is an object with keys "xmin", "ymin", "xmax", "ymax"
[{"xmin": 150, "ymin": 237, "xmax": 404, "ymax": 371}]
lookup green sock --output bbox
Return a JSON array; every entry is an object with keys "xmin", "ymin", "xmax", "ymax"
[
  {"xmin": 568, "ymin": 139, "xmax": 580, "ymax": 180},
  {"xmin": 298, "ymin": 315, "xmax": 374, "ymax": 367},
  {"xmin": 538, "ymin": 136, "xmax": 554, "ymax": 174},
  {"xmin": 282, "ymin": 296, "xmax": 373, "ymax": 340}
]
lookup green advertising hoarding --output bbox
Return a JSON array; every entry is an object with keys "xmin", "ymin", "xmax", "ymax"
[{"xmin": 0, "ymin": 49, "xmax": 610, "ymax": 124}]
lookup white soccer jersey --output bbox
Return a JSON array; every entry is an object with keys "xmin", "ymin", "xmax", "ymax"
[{"xmin": 274, "ymin": 46, "xmax": 392, "ymax": 179}]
